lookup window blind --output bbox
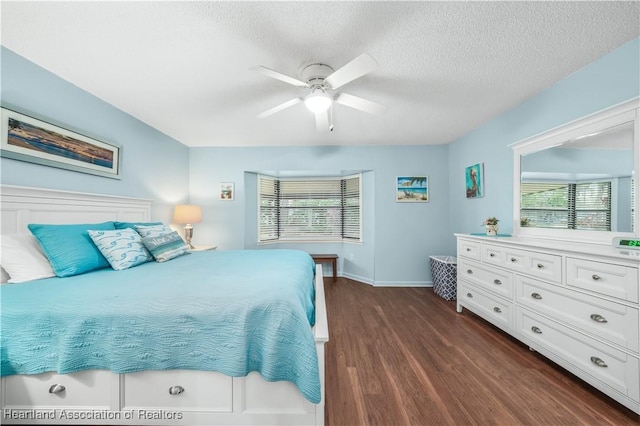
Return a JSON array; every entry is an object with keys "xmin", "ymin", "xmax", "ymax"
[
  {"xmin": 258, "ymin": 174, "xmax": 361, "ymax": 242},
  {"xmin": 521, "ymin": 181, "xmax": 611, "ymax": 231}
]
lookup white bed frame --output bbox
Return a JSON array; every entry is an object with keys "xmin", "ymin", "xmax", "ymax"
[{"xmin": 0, "ymin": 185, "xmax": 329, "ymax": 425}]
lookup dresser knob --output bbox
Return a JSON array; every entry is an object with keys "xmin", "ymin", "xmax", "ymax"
[
  {"xmin": 537, "ymin": 263, "xmax": 544, "ymax": 268},
  {"xmin": 466, "ymin": 292, "xmax": 473, "ymax": 298},
  {"xmin": 531, "ymin": 326, "xmax": 542, "ymax": 334},
  {"xmin": 169, "ymin": 385, "xmax": 185, "ymax": 395},
  {"xmin": 493, "ymin": 307, "xmax": 502, "ymax": 313},
  {"xmin": 590, "ymin": 356, "xmax": 608, "ymax": 368},
  {"xmin": 489, "ymin": 253, "xmax": 495, "ymax": 257},
  {"xmin": 510, "ymin": 257, "xmax": 517, "ymax": 262},
  {"xmin": 493, "ymin": 279, "xmax": 502, "ymax": 285},
  {"xmin": 531, "ymin": 293, "xmax": 542, "ymax": 300},
  {"xmin": 592, "ymin": 274, "xmax": 601, "ymax": 281},
  {"xmin": 466, "ymin": 248, "xmax": 471, "ymax": 252},
  {"xmin": 49, "ymin": 384, "xmax": 66, "ymax": 394},
  {"xmin": 467, "ymin": 269, "xmax": 473, "ymax": 274},
  {"xmin": 590, "ymin": 314, "xmax": 608, "ymax": 323}
]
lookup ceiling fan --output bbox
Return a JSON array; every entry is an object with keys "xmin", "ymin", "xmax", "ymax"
[{"xmin": 252, "ymin": 53, "xmax": 387, "ymax": 132}]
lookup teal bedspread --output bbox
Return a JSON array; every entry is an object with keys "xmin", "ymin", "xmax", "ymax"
[{"xmin": 0, "ymin": 249, "xmax": 320, "ymax": 403}]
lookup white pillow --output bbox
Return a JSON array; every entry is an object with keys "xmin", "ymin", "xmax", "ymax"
[{"xmin": 1, "ymin": 234, "xmax": 56, "ymax": 283}]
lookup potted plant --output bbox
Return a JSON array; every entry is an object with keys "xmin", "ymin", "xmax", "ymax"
[{"xmin": 483, "ymin": 217, "xmax": 499, "ymax": 236}]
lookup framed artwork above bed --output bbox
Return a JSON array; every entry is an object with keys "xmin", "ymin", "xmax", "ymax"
[{"xmin": 0, "ymin": 107, "xmax": 121, "ymax": 179}]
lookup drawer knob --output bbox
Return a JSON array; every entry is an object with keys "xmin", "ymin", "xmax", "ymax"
[
  {"xmin": 531, "ymin": 293, "xmax": 542, "ymax": 300},
  {"xmin": 493, "ymin": 307, "xmax": 502, "ymax": 313},
  {"xmin": 466, "ymin": 248, "xmax": 471, "ymax": 252},
  {"xmin": 537, "ymin": 263, "xmax": 544, "ymax": 269},
  {"xmin": 466, "ymin": 292, "xmax": 473, "ymax": 298},
  {"xmin": 592, "ymin": 274, "xmax": 601, "ymax": 281},
  {"xmin": 467, "ymin": 269, "xmax": 473, "ymax": 274},
  {"xmin": 169, "ymin": 385, "xmax": 185, "ymax": 395},
  {"xmin": 493, "ymin": 279, "xmax": 502, "ymax": 285},
  {"xmin": 510, "ymin": 257, "xmax": 517, "ymax": 262},
  {"xmin": 489, "ymin": 253, "xmax": 495, "ymax": 257},
  {"xmin": 590, "ymin": 356, "xmax": 608, "ymax": 368},
  {"xmin": 49, "ymin": 384, "xmax": 66, "ymax": 394},
  {"xmin": 531, "ymin": 326, "xmax": 542, "ymax": 334},
  {"xmin": 590, "ymin": 314, "xmax": 608, "ymax": 323}
]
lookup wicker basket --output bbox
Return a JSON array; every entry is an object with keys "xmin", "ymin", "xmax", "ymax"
[{"xmin": 429, "ymin": 256, "xmax": 457, "ymax": 301}]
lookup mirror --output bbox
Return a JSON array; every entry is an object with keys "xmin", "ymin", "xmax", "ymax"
[{"xmin": 512, "ymin": 100, "xmax": 638, "ymax": 243}]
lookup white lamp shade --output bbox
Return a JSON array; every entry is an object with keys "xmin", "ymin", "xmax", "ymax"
[
  {"xmin": 173, "ymin": 204, "xmax": 202, "ymax": 224},
  {"xmin": 304, "ymin": 92, "xmax": 332, "ymax": 113}
]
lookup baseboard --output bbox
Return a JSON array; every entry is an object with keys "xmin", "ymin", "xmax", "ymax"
[
  {"xmin": 373, "ymin": 280, "xmax": 433, "ymax": 287},
  {"xmin": 338, "ymin": 273, "xmax": 434, "ymax": 288},
  {"xmin": 340, "ymin": 272, "xmax": 374, "ymax": 285}
]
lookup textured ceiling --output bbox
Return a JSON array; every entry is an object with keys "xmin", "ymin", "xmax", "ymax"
[{"xmin": 1, "ymin": 1, "xmax": 639, "ymax": 147}]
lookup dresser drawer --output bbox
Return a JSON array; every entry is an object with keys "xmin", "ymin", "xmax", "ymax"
[
  {"xmin": 483, "ymin": 244, "xmax": 562, "ymax": 283},
  {"xmin": 2, "ymin": 370, "xmax": 117, "ymax": 410},
  {"xmin": 517, "ymin": 308, "xmax": 640, "ymax": 402},
  {"xmin": 458, "ymin": 239, "xmax": 481, "ymax": 261},
  {"xmin": 516, "ymin": 276, "xmax": 639, "ymax": 352},
  {"xmin": 567, "ymin": 258, "xmax": 639, "ymax": 303},
  {"xmin": 459, "ymin": 281, "xmax": 513, "ymax": 332},
  {"xmin": 458, "ymin": 258, "xmax": 513, "ymax": 299},
  {"xmin": 122, "ymin": 369, "xmax": 232, "ymax": 412}
]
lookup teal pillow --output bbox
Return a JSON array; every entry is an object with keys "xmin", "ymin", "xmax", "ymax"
[
  {"xmin": 114, "ymin": 221, "xmax": 162, "ymax": 230},
  {"xmin": 28, "ymin": 222, "xmax": 116, "ymax": 277},
  {"xmin": 141, "ymin": 231, "xmax": 189, "ymax": 263},
  {"xmin": 88, "ymin": 228, "xmax": 153, "ymax": 270}
]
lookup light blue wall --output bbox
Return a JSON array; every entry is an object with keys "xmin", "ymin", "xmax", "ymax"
[
  {"xmin": 448, "ymin": 37, "xmax": 640, "ymax": 252},
  {"xmin": 0, "ymin": 47, "xmax": 190, "ymax": 222},
  {"xmin": 2, "ymin": 35, "xmax": 638, "ymax": 286},
  {"xmin": 191, "ymin": 37, "xmax": 639, "ymax": 285},
  {"xmin": 189, "ymin": 145, "xmax": 450, "ymax": 285}
]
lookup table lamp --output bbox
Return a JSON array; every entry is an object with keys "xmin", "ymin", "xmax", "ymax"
[{"xmin": 173, "ymin": 204, "xmax": 202, "ymax": 249}]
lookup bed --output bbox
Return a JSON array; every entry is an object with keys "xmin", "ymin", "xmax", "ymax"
[{"xmin": 0, "ymin": 185, "xmax": 328, "ymax": 425}]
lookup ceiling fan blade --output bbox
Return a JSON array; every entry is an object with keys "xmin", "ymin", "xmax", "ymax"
[
  {"xmin": 315, "ymin": 110, "xmax": 330, "ymax": 132},
  {"xmin": 251, "ymin": 65, "xmax": 309, "ymax": 88},
  {"xmin": 257, "ymin": 97, "xmax": 302, "ymax": 119},
  {"xmin": 334, "ymin": 93, "xmax": 388, "ymax": 115},
  {"xmin": 325, "ymin": 53, "xmax": 378, "ymax": 90}
]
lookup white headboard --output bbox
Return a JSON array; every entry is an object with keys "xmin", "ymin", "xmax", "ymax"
[{"xmin": 1, "ymin": 185, "xmax": 152, "ymax": 234}]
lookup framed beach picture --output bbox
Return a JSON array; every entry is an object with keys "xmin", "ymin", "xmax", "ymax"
[
  {"xmin": 0, "ymin": 107, "xmax": 121, "ymax": 179},
  {"xmin": 219, "ymin": 182, "xmax": 234, "ymax": 200},
  {"xmin": 465, "ymin": 163, "xmax": 484, "ymax": 198},
  {"xmin": 396, "ymin": 176, "xmax": 429, "ymax": 202}
]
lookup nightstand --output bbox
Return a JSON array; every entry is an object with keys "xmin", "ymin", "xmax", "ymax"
[{"xmin": 190, "ymin": 245, "xmax": 217, "ymax": 252}]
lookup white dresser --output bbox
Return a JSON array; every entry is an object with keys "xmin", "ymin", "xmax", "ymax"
[{"xmin": 455, "ymin": 234, "xmax": 640, "ymax": 414}]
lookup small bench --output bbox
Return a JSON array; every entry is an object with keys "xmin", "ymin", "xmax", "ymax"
[{"xmin": 310, "ymin": 254, "xmax": 338, "ymax": 282}]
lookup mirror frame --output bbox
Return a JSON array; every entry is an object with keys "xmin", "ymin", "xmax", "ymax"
[{"xmin": 511, "ymin": 98, "xmax": 639, "ymax": 245}]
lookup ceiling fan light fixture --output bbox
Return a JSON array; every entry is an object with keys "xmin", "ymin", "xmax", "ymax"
[{"xmin": 304, "ymin": 90, "xmax": 332, "ymax": 113}]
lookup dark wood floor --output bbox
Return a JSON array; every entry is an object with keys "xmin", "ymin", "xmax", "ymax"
[{"xmin": 323, "ymin": 278, "xmax": 640, "ymax": 426}]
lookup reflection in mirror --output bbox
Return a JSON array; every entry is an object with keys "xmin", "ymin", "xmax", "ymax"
[{"xmin": 520, "ymin": 121, "xmax": 634, "ymax": 233}]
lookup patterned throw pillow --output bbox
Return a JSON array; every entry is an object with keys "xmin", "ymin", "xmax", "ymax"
[
  {"xmin": 88, "ymin": 228, "xmax": 153, "ymax": 271},
  {"xmin": 140, "ymin": 231, "xmax": 189, "ymax": 263},
  {"xmin": 134, "ymin": 224, "xmax": 174, "ymax": 238}
]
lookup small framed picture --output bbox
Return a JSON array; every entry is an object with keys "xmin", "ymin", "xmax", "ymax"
[
  {"xmin": 219, "ymin": 182, "xmax": 234, "ymax": 200},
  {"xmin": 465, "ymin": 163, "xmax": 484, "ymax": 198},
  {"xmin": 396, "ymin": 176, "xmax": 429, "ymax": 202}
]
